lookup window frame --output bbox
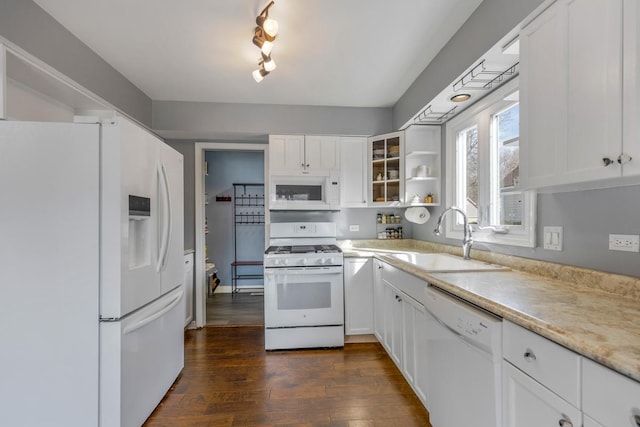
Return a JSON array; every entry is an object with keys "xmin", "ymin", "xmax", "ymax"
[{"xmin": 445, "ymin": 77, "xmax": 536, "ymax": 248}]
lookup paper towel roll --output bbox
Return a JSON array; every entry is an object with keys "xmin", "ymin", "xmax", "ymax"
[{"xmin": 404, "ymin": 207, "xmax": 430, "ymax": 224}]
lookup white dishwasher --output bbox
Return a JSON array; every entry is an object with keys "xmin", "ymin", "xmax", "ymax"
[{"xmin": 423, "ymin": 285, "xmax": 503, "ymax": 427}]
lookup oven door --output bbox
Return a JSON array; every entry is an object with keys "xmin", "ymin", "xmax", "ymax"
[{"xmin": 264, "ymin": 266, "xmax": 344, "ymax": 328}]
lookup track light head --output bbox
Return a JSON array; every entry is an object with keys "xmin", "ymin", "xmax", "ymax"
[
  {"xmin": 257, "ymin": 16, "xmax": 279, "ymax": 40},
  {"xmin": 262, "ymin": 53, "xmax": 277, "ymax": 72},
  {"xmin": 252, "ymin": 67, "xmax": 270, "ymax": 83}
]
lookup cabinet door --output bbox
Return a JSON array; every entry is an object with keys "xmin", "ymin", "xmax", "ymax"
[
  {"xmin": 583, "ymin": 357, "xmax": 640, "ymax": 427},
  {"xmin": 584, "ymin": 415, "xmax": 605, "ymax": 427},
  {"xmin": 305, "ymin": 135, "xmax": 339, "ymax": 170},
  {"xmin": 382, "ymin": 281, "xmax": 402, "ymax": 367},
  {"xmin": 623, "ymin": 0, "xmax": 640, "ymax": 176},
  {"xmin": 402, "ymin": 295, "xmax": 428, "ymax": 406},
  {"xmin": 520, "ymin": 0, "xmax": 567, "ymax": 188},
  {"xmin": 343, "ymin": 258, "xmax": 374, "ymax": 335},
  {"xmin": 503, "ymin": 362, "xmax": 582, "ymax": 427},
  {"xmin": 269, "ymin": 135, "xmax": 304, "ymax": 171},
  {"xmin": 564, "ymin": 0, "xmax": 622, "ymax": 183},
  {"xmin": 368, "ymin": 131, "xmax": 404, "ymax": 205},
  {"xmin": 521, "ymin": 0, "xmax": 624, "ymax": 188},
  {"xmin": 339, "ymin": 136, "xmax": 367, "ymax": 207},
  {"xmin": 373, "ymin": 259, "xmax": 384, "ymax": 342}
]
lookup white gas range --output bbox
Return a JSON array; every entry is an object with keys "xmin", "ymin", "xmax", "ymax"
[{"xmin": 263, "ymin": 222, "xmax": 344, "ymax": 350}]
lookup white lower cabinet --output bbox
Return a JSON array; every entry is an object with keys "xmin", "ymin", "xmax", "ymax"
[
  {"xmin": 372, "ymin": 259, "xmax": 384, "ymax": 343},
  {"xmin": 343, "ymin": 258, "xmax": 374, "ymax": 335},
  {"xmin": 373, "ymin": 260, "xmax": 428, "ymax": 409},
  {"xmin": 583, "ymin": 357, "xmax": 640, "ymax": 427},
  {"xmin": 382, "ymin": 280, "xmax": 402, "ymax": 366},
  {"xmin": 503, "ymin": 362, "xmax": 582, "ymax": 427},
  {"xmin": 401, "ymin": 294, "xmax": 428, "ymax": 405},
  {"xmin": 502, "ymin": 320, "xmax": 581, "ymax": 426}
]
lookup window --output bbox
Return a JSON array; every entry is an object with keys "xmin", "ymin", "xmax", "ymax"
[{"xmin": 446, "ymin": 78, "xmax": 536, "ymax": 247}]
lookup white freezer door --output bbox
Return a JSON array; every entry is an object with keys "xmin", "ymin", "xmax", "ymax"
[
  {"xmin": 0, "ymin": 121, "xmax": 100, "ymax": 427},
  {"xmin": 157, "ymin": 140, "xmax": 184, "ymax": 295},
  {"xmin": 101, "ymin": 117, "xmax": 162, "ymax": 318},
  {"xmin": 100, "ymin": 286, "xmax": 185, "ymax": 427}
]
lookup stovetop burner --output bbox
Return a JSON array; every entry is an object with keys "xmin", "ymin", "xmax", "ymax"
[{"xmin": 265, "ymin": 244, "xmax": 342, "ymax": 255}]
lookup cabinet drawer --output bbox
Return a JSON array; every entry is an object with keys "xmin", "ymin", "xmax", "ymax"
[
  {"xmin": 396, "ymin": 269, "xmax": 427, "ymax": 304},
  {"xmin": 503, "ymin": 320, "xmax": 581, "ymax": 407},
  {"xmin": 583, "ymin": 358, "xmax": 640, "ymax": 427}
]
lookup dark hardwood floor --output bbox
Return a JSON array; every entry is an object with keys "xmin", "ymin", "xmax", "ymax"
[
  {"xmin": 206, "ymin": 292, "xmax": 264, "ymax": 326},
  {"xmin": 144, "ymin": 326, "xmax": 432, "ymax": 427}
]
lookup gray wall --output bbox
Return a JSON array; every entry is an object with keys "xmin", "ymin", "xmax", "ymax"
[
  {"xmin": 0, "ymin": 0, "xmax": 152, "ymax": 125},
  {"xmin": 153, "ymin": 101, "xmax": 393, "ymax": 141},
  {"xmin": 393, "ymin": 0, "xmax": 545, "ymax": 129}
]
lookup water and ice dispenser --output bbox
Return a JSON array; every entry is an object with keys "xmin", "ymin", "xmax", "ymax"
[{"xmin": 128, "ymin": 195, "xmax": 151, "ymax": 268}]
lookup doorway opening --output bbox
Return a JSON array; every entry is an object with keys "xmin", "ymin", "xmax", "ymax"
[{"xmin": 194, "ymin": 143, "xmax": 269, "ymax": 328}]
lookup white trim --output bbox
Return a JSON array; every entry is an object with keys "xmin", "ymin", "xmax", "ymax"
[
  {"xmin": 194, "ymin": 142, "xmax": 268, "ymax": 328},
  {"xmin": 445, "ymin": 77, "xmax": 536, "ymax": 248}
]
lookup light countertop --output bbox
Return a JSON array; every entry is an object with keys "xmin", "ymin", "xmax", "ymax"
[{"xmin": 341, "ymin": 240, "xmax": 640, "ymax": 382}]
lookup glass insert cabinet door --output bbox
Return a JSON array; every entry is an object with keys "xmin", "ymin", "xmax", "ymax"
[{"xmin": 370, "ymin": 132, "xmax": 403, "ymax": 204}]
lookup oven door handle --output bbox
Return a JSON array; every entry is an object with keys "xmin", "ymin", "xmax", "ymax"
[{"xmin": 264, "ymin": 266, "xmax": 343, "ymax": 275}]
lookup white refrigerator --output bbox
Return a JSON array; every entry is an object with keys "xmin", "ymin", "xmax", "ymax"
[{"xmin": 0, "ymin": 116, "xmax": 185, "ymax": 427}]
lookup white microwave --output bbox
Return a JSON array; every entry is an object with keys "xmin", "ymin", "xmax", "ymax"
[{"xmin": 269, "ymin": 172, "xmax": 340, "ymax": 211}]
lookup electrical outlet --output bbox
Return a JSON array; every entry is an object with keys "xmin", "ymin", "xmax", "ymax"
[
  {"xmin": 609, "ymin": 234, "xmax": 640, "ymax": 252},
  {"xmin": 349, "ymin": 225, "xmax": 360, "ymax": 232}
]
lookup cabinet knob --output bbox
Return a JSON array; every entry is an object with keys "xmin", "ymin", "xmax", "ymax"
[
  {"xmin": 523, "ymin": 349, "xmax": 536, "ymax": 362},
  {"xmin": 378, "ymin": 265, "xmax": 383, "ymax": 270},
  {"xmin": 602, "ymin": 157, "xmax": 614, "ymax": 166},
  {"xmin": 618, "ymin": 153, "xmax": 633, "ymax": 164},
  {"xmin": 558, "ymin": 418, "xmax": 573, "ymax": 427}
]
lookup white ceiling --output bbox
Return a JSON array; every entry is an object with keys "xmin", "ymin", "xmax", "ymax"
[{"xmin": 33, "ymin": 0, "xmax": 483, "ymax": 108}]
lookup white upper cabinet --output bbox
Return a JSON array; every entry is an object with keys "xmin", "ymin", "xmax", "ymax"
[
  {"xmin": 368, "ymin": 131, "xmax": 404, "ymax": 205},
  {"xmin": 520, "ymin": 0, "xmax": 632, "ymax": 189},
  {"xmin": 269, "ymin": 135, "xmax": 339, "ymax": 174},
  {"xmin": 623, "ymin": 0, "xmax": 640, "ymax": 177},
  {"xmin": 339, "ymin": 136, "xmax": 368, "ymax": 207},
  {"xmin": 304, "ymin": 135, "xmax": 340, "ymax": 171},
  {"xmin": 269, "ymin": 135, "xmax": 305, "ymax": 171}
]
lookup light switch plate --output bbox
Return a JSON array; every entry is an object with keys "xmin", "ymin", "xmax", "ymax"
[{"xmin": 543, "ymin": 226, "xmax": 563, "ymax": 251}]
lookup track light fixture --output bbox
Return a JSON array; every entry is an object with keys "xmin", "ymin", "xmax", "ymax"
[{"xmin": 252, "ymin": 1, "xmax": 278, "ymax": 82}]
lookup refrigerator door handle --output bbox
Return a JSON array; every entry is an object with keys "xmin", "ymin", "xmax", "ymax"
[
  {"xmin": 156, "ymin": 162, "xmax": 172, "ymax": 272},
  {"xmin": 122, "ymin": 289, "xmax": 184, "ymax": 335}
]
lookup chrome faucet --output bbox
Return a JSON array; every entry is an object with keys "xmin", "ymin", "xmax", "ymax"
[{"xmin": 433, "ymin": 207, "xmax": 473, "ymax": 260}]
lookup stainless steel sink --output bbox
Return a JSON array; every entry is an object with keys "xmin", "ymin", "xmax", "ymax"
[{"xmin": 389, "ymin": 252, "xmax": 509, "ymax": 273}]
